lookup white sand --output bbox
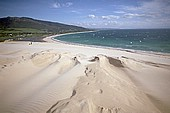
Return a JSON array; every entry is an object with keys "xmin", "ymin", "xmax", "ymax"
[{"xmin": 0, "ymin": 36, "xmax": 170, "ymax": 113}]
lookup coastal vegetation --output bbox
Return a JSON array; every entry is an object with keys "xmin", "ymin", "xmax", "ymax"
[{"xmin": 0, "ymin": 17, "xmax": 90, "ymax": 42}]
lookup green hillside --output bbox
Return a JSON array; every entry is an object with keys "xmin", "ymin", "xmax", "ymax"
[{"xmin": 0, "ymin": 17, "xmax": 90, "ymax": 42}]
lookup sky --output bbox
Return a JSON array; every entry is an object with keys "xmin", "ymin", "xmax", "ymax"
[{"xmin": 0, "ymin": 0, "xmax": 170, "ymax": 29}]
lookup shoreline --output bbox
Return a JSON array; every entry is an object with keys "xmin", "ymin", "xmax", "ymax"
[
  {"xmin": 43, "ymin": 32, "xmax": 170, "ymax": 58},
  {"xmin": 43, "ymin": 30, "xmax": 96, "ymax": 42},
  {"xmin": 0, "ymin": 34, "xmax": 170, "ymax": 113}
]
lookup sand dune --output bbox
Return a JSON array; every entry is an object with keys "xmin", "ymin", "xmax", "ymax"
[
  {"xmin": 0, "ymin": 40, "xmax": 170, "ymax": 113},
  {"xmin": 47, "ymin": 55, "xmax": 160, "ymax": 113}
]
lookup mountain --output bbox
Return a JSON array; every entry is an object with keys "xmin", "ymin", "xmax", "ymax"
[
  {"xmin": 0, "ymin": 17, "xmax": 89, "ymax": 33},
  {"xmin": 0, "ymin": 17, "xmax": 91, "ymax": 41}
]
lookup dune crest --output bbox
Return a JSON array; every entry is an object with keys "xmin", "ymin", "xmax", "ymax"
[{"xmin": 47, "ymin": 55, "xmax": 161, "ymax": 113}]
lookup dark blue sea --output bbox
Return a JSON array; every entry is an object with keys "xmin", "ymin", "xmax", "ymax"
[{"xmin": 54, "ymin": 29, "xmax": 170, "ymax": 53}]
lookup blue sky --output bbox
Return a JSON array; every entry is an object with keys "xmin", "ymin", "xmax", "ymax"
[{"xmin": 0, "ymin": 0, "xmax": 170, "ymax": 28}]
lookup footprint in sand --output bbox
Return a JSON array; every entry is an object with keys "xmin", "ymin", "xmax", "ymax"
[
  {"xmin": 2, "ymin": 64, "xmax": 7, "ymax": 69},
  {"xmin": 86, "ymin": 82, "xmax": 90, "ymax": 85},
  {"xmin": 94, "ymin": 89, "xmax": 103, "ymax": 94},
  {"xmin": 84, "ymin": 67, "xmax": 94, "ymax": 77}
]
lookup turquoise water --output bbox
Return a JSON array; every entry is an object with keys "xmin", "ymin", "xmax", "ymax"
[{"xmin": 54, "ymin": 29, "xmax": 170, "ymax": 53}]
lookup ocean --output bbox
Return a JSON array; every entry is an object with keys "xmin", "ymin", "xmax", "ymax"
[{"xmin": 54, "ymin": 29, "xmax": 170, "ymax": 53}]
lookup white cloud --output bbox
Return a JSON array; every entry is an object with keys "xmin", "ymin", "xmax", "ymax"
[
  {"xmin": 114, "ymin": 11, "xmax": 126, "ymax": 14},
  {"xmin": 123, "ymin": 13, "xmax": 139, "ymax": 18},
  {"xmin": 88, "ymin": 14, "xmax": 119, "ymax": 20},
  {"xmin": 104, "ymin": 21, "xmax": 118, "ymax": 26},
  {"xmin": 71, "ymin": 10, "xmax": 81, "ymax": 14},
  {"xmin": 116, "ymin": 0, "xmax": 170, "ymax": 28},
  {"xmin": 53, "ymin": 2, "xmax": 73, "ymax": 8},
  {"xmin": 123, "ymin": 13, "xmax": 153, "ymax": 18},
  {"xmin": 75, "ymin": 22, "xmax": 97, "ymax": 27},
  {"xmin": 64, "ymin": 2, "xmax": 73, "ymax": 7},
  {"xmin": 85, "ymin": 14, "xmax": 120, "ymax": 28},
  {"xmin": 53, "ymin": 2, "xmax": 61, "ymax": 8},
  {"xmin": 75, "ymin": 20, "xmax": 119, "ymax": 28},
  {"xmin": 121, "ymin": 0, "xmax": 170, "ymax": 16},
  {"xmin": 108, "ymin": 21, "xmax": 118, "ymax": 24},
  {"xmin": 101, "ymin": 15, "xmax": 119, "ymax": 20},
  {"xmin": 88, "ymin": 14, "xmax": 96, "ymax": 19}
]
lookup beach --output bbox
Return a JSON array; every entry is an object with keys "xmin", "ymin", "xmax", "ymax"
[{"xmin": 0, "ymin": 35, "xmax": 170, "ymax": 113}]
